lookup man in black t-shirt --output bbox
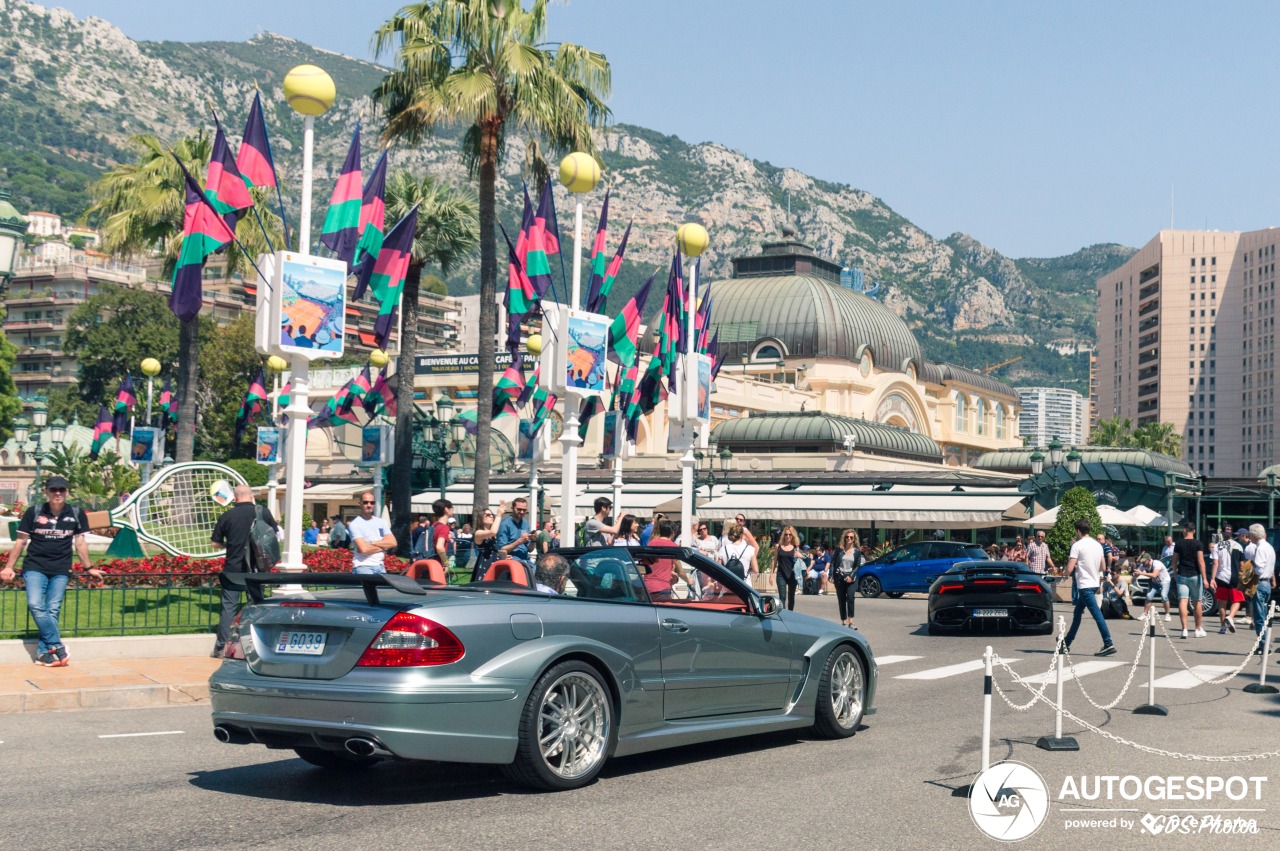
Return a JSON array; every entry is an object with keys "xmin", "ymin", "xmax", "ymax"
[
  {"xmin": 1172, "ymin": 523, "xmax": 1208, "ymax": 638},
  {"xmin": 0, "ymin": 476, "xmax": 103, "ymax": 667},
  {"xmin": 210, "ymin": 484, "xmax": 278, "ymax": 657}
]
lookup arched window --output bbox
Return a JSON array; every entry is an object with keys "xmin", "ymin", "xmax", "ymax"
[
  {"xmin": 976, "ymin": 398, "xmax": 987, "ymax": 436},
  {"xmin": 954, "ymin": 394, "xmax": 967, "ymax": 432},
  {"xmin": 995, "ymin": 404, "xmax": 1006, "ymax": 439},
  {"xmin": 753, "ymin": 344, "xmax": 782, "ymax": 361}
]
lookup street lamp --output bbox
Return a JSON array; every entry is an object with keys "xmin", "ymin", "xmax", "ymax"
[
  {"xmin": 0, "ymin": 188, "xmax": 30, "ymax": 294},
  {"xmin": 1026, "ymin": 437, "xmax": 1082, "ymax": 515},
  {"xmin": 418, "ymin": 394, "xmax": 463, "ymax": 501},
  {"xmin": 18, "ymin": 400, "xmax": 65, "ymax": 501},
  {"xmin": 692, "ymin": 442, "xmax": 733, "ymax": 500},
  {"xmin": 1267, "ymin": 470, "xmax": 1277, "ymax": 530}
]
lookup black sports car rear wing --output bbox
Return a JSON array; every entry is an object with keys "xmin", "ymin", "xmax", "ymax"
[{"xmin": 222, "ymin": 571, "xmax": 430, "ymax": 606}]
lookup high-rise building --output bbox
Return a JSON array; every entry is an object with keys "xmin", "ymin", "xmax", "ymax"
[
  {"xmin": 1017, "ymin": 387, "xmax": 1088, "ymax": 447},
  {"xmin": 1095, "ymin": 228, "xmax": 1280, "ymax": 479}
]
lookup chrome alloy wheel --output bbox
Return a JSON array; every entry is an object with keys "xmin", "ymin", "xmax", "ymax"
[
  {"xmin": 829, "ymin": 651, "xmax": 864, "ymax": 729},
  {"xmin": 537, "ymin": 671, "xmax": 611, "ymax": 780}
]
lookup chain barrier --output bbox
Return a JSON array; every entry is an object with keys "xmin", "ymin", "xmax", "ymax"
[
  {"xmin": 990, "ymin": 651, "xmax": 1280, "ymax": 762},
  {"xmin": 1151, "ymin": 613, "xmax": 1266, "ymax": 684},
  {"xmin": 1058, "ymin": 609, "xmax": 1151, "ymax": 710},
  {"xmin": 987, "ymin": 627, "xmax": 1065, "ymax": 712}
]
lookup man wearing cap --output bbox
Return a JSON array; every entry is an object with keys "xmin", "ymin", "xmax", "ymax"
[{"xmin": 0, "ymin": 476, "xmax": 102, "ymax": 667}]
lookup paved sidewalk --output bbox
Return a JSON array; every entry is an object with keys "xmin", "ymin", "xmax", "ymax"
[{"xmin": 0, "ymin": 655, "xmax": 220, "ymax": 713}]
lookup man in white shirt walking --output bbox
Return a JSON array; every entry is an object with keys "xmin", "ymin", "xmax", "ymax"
[
  {"xmin": 1064, "ymin": 518, "xmax": 1116, "ymax": 656},
  {"xmin": 1246, "ymin": 523, "xmax": 1274, "ymax": 644}
]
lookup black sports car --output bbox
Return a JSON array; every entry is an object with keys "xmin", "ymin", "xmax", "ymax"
[{"xmin": 926, "ymin": 560, "xmax": 1055, "ymax": 635}]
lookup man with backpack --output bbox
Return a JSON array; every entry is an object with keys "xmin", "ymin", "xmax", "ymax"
[{"xmin": 210, "ymin": 484, "xmax": 278, "ymax": 658}]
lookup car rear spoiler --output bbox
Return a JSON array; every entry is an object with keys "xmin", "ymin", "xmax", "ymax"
[{"xmin": 222, "ymin": 571, "xmax": 431, "ymax": 605}]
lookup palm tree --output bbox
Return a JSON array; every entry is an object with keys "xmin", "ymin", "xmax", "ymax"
[
  {"xmin": 372, "ymin": 0, "xmax": 610, "ymax": 511},
  {"xmin": 85, "ymin": 133, "xmax": 284, "ymax": 461},
  {"xmin": 1088, "ymin": 416, "xmax": 1134, "ymax": 448},
  {"xmin": 383, "ymin": 171, "xmax": 480, "ymax": 555},
  {"xmin": 1133, "ymin": 421, "xmax": 1183, "ymax": 458}
]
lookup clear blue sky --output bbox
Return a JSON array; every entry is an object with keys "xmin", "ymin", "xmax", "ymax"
[{"xmin": 55, "ymin": 0, "xmax": 1280, "ymax": 258}]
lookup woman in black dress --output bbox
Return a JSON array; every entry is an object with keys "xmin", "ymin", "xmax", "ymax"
[{"xmin": 773, "ymin": 525, "xmax": 800, "ymax": 610}]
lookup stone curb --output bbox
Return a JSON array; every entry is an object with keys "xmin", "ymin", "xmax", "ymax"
[
  {"xmin": 0, "ymin": 633, "xmax": 216, "ymax": 664},
  {"xmin": 0, "ymin": 681, "xmax": 211, "ymax": 714}
]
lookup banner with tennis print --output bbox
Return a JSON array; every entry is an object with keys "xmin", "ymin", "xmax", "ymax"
[
  {"xmin": 130, "ymin": 427, "xmax": 157, "ymax": 463},
  {"xmin": 255, "ymin": 427, "xmax": 281, "ymax": 465},
  {"xmin": 261, "ymin": 251, "xmax": 347, "ymax": 361},
  {"xmin": 360, "ymin": 425, "xmax": 392, "ymax": 465}
]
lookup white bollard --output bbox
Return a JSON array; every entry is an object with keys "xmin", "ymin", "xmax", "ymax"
[
  {"xmin": 1135, "ymin": 608, "xmax": 1169, "ymax": 715},
  {"xmin": 981, "ymin": 644, "xmax": 992, "ymax": 773},
  {"xmin": 1038, "ymin": 615, "xmax": 1079, "ymax": 750},
  {"xmin": 1244, "ymin": 600, "xmax": 1278, "ymax": 695}
]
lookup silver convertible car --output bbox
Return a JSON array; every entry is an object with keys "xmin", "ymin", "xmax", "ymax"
[{"xmin": 210, "ymin": 546, "xmax": 878, "ymax": 791}]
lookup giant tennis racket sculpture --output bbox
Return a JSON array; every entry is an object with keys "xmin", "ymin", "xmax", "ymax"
[{"xmin": 94, "ymin": 462, "xmax": 249, "ymax": 558}]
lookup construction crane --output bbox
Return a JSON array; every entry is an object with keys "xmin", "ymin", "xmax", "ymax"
[{"xmin": 983, "ymin": 356, "xmax": 1021, "ymax": 375}]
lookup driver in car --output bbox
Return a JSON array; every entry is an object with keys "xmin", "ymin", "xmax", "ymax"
[{"xmin": 534, "ymin": 553, "xmax": 571, "ymax": 594}]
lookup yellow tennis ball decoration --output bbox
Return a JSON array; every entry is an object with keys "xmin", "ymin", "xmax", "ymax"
[
  {"xmin": 140, "ymin": 357, "xmax": 162, "ymax": 377},
  {"xmin": 526, "ymin": 333, "xmax": 543, "ymax": 357},
  {"xmin": 283, "ymin": 64, "xmax": 335, "ymax": 116},
  {"xmin": 266, "ymin": 355, "xmax": 288, "ymax": 373},
  {"xmin": 558, "ymin": 152, "xmax": 601, "ymax": 194},
  {"xmin": 676, "ymin": 222, "xmax": 710, "ymax": 258},
  {"xmin": 369, "ymin": 349, "xmax": 390, "ymax": 368}
]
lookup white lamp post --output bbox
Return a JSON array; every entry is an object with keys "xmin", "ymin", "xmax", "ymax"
[
  {"xmin": 676, "ymin": 222, "xmax": 709, "ymax": 546},
  {"xmin": 275, "ymin": 64, "xmax": 335, "ymax": 575},
  {"xmin": 556, "ymin": 152, "xmax": 602, "ymax": 544},
  {"xmin": 139, "ymin": 357, "xmax": 162, "ymax": 484}
]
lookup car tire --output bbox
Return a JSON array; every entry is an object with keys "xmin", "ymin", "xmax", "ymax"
[
  {"xmin": 811, "ymin": 645, "xmax": 865, "ymax": 739},
  {"xmin": 858, "ymin": 575, "xmax": 882, "ymax": 598},
  {"xmin": 504, "ymin": 660, "xmax": 614, "ymax": 791},
  {"xmin": 292, "ymin": 746, "xmax": 378, "ymax": 770},
  {"xmin": 886, "ymin": 592, "xmax": 905, "ymax": 599}
]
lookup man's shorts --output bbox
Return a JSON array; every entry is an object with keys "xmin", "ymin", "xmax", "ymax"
[
  {"xmin": 1176, "ymin": 574, "xmax": 1203, "ymax": 604},
  {"xmin": 1152, "ymin": 577, "xmax": 1169, "ymax": 603}
]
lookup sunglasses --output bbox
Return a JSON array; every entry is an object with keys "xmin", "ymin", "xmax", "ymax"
[
  {"xmin": 361, "ymin": 501, "xmax": 375, "ymax": 505},
  {"xmin": 46, "ymin": 487, "xmax": 67, "ymax": 493},
  {"xmin": 483, "ymin": 512, "xmax": 494, "ymax": 517}
]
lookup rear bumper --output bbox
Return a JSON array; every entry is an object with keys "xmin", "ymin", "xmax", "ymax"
[
  {"xmin": 929, "ymin": 600, "xmax": 1053, "ymax": 630},
  {"xmin": 209, "ymin": 661, "xmax": 524, "ymax": 764}
]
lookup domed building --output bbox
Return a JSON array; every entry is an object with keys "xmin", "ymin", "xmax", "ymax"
[{"xmin": 632, "ymin": 229, "xmax": 1024, "ymax": 468}]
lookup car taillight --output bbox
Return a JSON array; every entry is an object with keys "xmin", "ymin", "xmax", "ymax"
[
  {"xmin": 938, "ymin": 583, "xmax": 965, "ymax": 594},
  {"xmin": 1016, "ymin": 583, "xmax": 1046, "ymax": 593},
  {"xmin": 223, "ymin": 613, "xmax": 246, "ymax": 660},
  {"xmin": 973, "ymin": 579, "xmax": 1008, "ymax": 585},
  {"xmin": 356, "ymin": 611, "xmax": 464, "ymax": 667}
]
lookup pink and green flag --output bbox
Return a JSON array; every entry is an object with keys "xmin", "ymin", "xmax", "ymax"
[
  {"xmin": 234, "ymin": 368, "xmax": 268, "ymax": 447},
  {"xmin": 493, "ymin": 355, "xmax": 526, "ymax": 418},
  {"xmin": 236, "ymin": 92, "xmax": 278, "ymax": 189},
  {"xmin": 171, "ymin": 156, "xmax": 237, "ymax": 321},
  {"xmin": 366, "ymin": 369, "xmax": 397, "ymax": 418},
  {"xmin": 350, "ymin": 149, "xmax": 389, "ymax": 287},
  {"xmin": 205, "ymin": 115, "xmax": 254, "ymax": 231},
  {"xmin": 158, "ymin": 376, "xmax": 177, "ymax": 425},
  {"xmin": 606, "ymin": 272, "xmax": 654, "ymax": 368},
  {"xmin": 357, "ymin": 205, "xmax": 418, "ymax": 349},
  {"xmin": 89, "ymin": 405, "xmax": 112, "ymax": 460},
  {"xmin": 112, "ymin": 374, "xmax": 136, "ymax": 436},
  {"xmin": 500, "ymin": 224, "xmax": 537, "ymax": 352},
  {"xmin": 319, "ymin": 123, "xmax": 362, "ymax": 262}
]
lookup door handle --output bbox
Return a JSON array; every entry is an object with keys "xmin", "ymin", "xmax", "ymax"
[{"xmin": 661, "ymin": 619, "xmax": 690, "ymax": 633}]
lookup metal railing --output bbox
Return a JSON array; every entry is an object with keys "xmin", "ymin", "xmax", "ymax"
[{"xmin": 0, "ymin": 573, "xmax": 222, "ymax": 639}]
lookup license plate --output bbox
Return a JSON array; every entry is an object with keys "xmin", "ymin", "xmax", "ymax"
[
  {"xmin": 275, "ymin": 631, "xmax": 327, "ymax": 655},
  {"xmin": 972, "ymin": 608, "xmax": 1009, "ymax": 618}
]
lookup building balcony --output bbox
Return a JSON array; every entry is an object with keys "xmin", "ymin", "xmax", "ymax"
[
  {"xmin": 1138, "ymin": 298, "xmax": 1159, "ymax": 317},
  {"xmin": 1138, "ymin": 350, "xmax": 1160, "ymax": 365}
]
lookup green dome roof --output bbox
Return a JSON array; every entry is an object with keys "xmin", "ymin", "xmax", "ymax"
[
  {"xmin": 712, "ymin": 411, "xmax": 942, "ymax": 463},
  {"xmin": 706, "ymin": 274, "xmax": 925, "ymax": 372}
]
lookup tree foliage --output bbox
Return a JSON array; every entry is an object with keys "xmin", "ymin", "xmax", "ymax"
[
  {"xmin": 62, "ymin": 284, "xmax": 186, "ymax": 409},
  {"xmin": 43, "ymin": 444, "xmax": 140, "ymax": 508},
  {"xmin": 1088, "ymin": 417, "xmax": 1183, "ymax": 459},
  {"xmin": 0, "ymin": 327, "xmax": 22, "ymax": 443},
  {"xmin": 223, "ymin": 457, "xmax": 269, "ymax": 488},
  {"xmin": 1047, "ymin": 486, "xmax": 1102, "ymax": 566},
  {"xmin": 195, "ymin": 314, "xmax": 264, "ymax": 461}
]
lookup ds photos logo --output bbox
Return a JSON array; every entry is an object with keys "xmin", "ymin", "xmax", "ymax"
[{"xmin": 969, "ymin": 761, "xmax": 1050, "ymax": 842}]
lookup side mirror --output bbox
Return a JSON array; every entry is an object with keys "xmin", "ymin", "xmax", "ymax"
[{"xmin": 759, "ymin": 595, "xmax": 779, "ymax": 617}]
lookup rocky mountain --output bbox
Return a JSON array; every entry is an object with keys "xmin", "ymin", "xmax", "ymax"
[{"xmin": 0, "ymin": 0, "xmax": 1134, "ymax": 389}]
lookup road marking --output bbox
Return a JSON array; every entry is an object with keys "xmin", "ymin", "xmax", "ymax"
[
  {"xmin": 1017, "ymin": 660, "xmax": 1124, "ymax": 685},
  {"xmin": 98, "ymin": 731, "xmax": 186, "ymax": 739},
  {"xmin": 1141, "ymin": 665, "xmax": 1236, "ymax": 690},
  {"xmin": 874, "ymin": 655, "xmax": 922, "ymax": 666},
  {"xmin": 894, "ymin": 658, "xmax": 1019, "ymax": 680}
]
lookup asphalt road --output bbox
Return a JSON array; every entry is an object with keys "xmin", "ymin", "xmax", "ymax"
[{"xmin": 3, "ymin": 593, "xmax": 1279, "ymax": 850}]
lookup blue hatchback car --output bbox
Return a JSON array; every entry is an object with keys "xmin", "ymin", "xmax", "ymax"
[{"xmin": 856, "ymin": 541, "xmax": 990, "ymax": 597}]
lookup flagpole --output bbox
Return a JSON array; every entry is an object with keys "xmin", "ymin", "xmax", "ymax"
[
  {"xmin": 557, "ymin": 153, "xmax": 600, "ymax": 546},
  {"xmin": 266, "ymin": 355, "xmax": 286, "ymax": 522}
]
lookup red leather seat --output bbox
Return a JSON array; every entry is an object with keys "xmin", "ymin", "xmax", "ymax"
[
  {"xmin": 483, "ymin": 559, "xmax": 532, "ymax": 587},
  {"xmin": 405, "ymin": 559, "xmax": 447, "ymax": 584}
]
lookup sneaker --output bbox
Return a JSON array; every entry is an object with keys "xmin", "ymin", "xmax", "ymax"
[
  {"xmin": 1219, "ymin": 624, "xmax": 1228, "ymax": 635},
  {"xmin": 1164, "ymin": 614, "xmax": 1171, "ymax": 622},
  {"xmin": 51, "ymin": 645, "xmax": 68, "ymax": 667},
  {"xmin": 1181, "ymin": 629, "xmax": 1188, "ymax": 639},
  {"xmin": 1195, "ymin": 628, "xmax": 1207, "ymax": 638},
  {"xmin": 34, "ymin": 651, "xmax": 56, "ymax": 666},
  {"xmin": 1096, "ymin": 644, "xmax": 1117, "ymax": 657},
  {"xmin": 1226, "ymin": 620, "xmax": 1237, "ymax": 634}
]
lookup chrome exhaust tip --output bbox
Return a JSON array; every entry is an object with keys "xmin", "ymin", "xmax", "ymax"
[{"xmin": 344, "ymin": 738, "xmax": 378, "ymax": 757}]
